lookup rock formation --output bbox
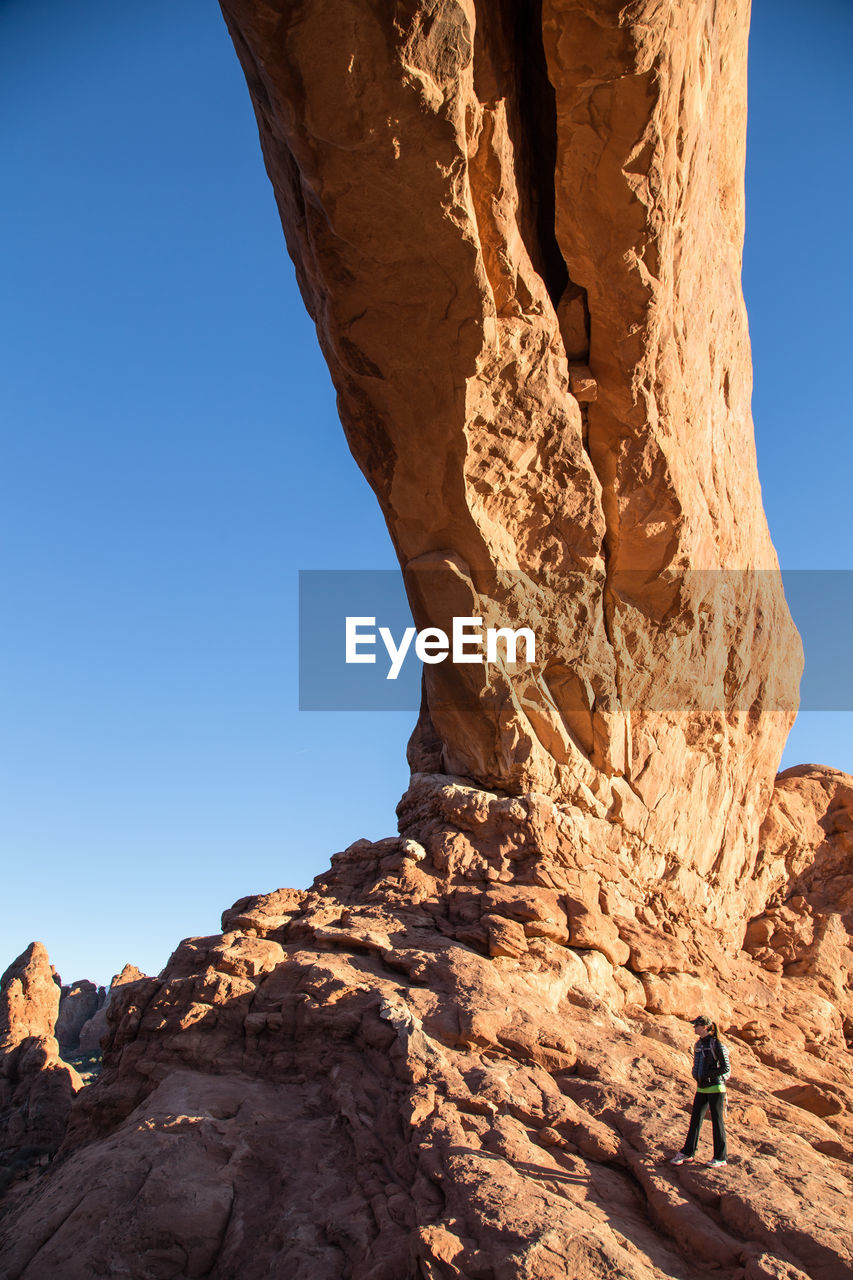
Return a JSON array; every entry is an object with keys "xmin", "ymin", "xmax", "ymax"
[
  {"xmin": 55, "ymin": 980, "xmax": 104, "ymax": 1055},
  {"xmin": 0, "ymin": 949, "xmax": 148, "ymax": 1198},
  {"xmin": 1, "ymin": 773, "xmax": 851, "ymax": 1277},
  {"xmin": 749, "ymin": 767, "xmax": 853, "ymax": 1043},
  {"xmin": 76, "ymin": 964, "xmax": 146, "ymax": 1055},
  {"xmin": 0, "ymin": 944, "xmax": 81, "ymax": 1193},
  {"xmin": 1, "ymin": 2, "xmax": 850, "ymax": 1278},
  {"xmin": 219, "ymin": 0, "xmax": 802, "ymax": 916}
]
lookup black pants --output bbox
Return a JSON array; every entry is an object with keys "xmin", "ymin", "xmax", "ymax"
[{"xmin": 681, "ymin": 1091, "xmax": 727, "ymax": 1160}]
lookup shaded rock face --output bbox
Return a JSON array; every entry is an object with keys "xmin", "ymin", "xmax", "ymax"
[
  {"xmin": 1, "ymin": 774, "xmax": 852, "ymax": 1278},
  {"xmin": 76, "ymin": 964, "xmax": 146, "ymax": 1055},
  {"xmin": 220, "ymin": 0, "xmax": 801, "ymax": 910},
  {"xmin": 55, "ymin": 980, "xmax": 103, "ymax": 1054}
]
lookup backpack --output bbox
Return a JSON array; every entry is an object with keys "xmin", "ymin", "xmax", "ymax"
[{"xmin": 698, "ymin": 1037, "xmax": 726, "ymax": 1088}]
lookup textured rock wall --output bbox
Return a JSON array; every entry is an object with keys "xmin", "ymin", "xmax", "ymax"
[
  {"xmin": 219, "ymin": 0, "xmax": 801, "ymax": 919},
  {"xmin": 0, "ymin": 949, "xmax": 147, "ymax": 1198},
  {"xmin": 0, "ymin": 944, "xmax": 81, "ymax": 1191},
  {"xmin": 76, "ymin": 964, "xmax": 146, "ymax": 1055},
  {"xmin": 55, "ymin": 980, "xmax": 103, "ymax": 1054}
]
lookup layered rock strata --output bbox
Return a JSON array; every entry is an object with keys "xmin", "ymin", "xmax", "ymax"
[{"xmin": 749, "ymin": 767, "xmax": 853, "ymax": 1044}]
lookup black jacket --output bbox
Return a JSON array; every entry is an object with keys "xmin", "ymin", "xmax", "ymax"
[{"xmin": 692, "ymin": 1036, "xmax": 731, "ymax": 1088}]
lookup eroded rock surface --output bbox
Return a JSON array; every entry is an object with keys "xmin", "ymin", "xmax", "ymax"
[
  {"xmin": 0, "ymin": 944, "xmax": 81, "ymax": 1192},
  {"xmin": 748, "ymin": 767, "xmax": 853, "ymax": 1046},
  {"xmin": 77, "ymin": 963, "xmax": 147, "ymax": 1055},
  {"xmin": 1, "ymin": 3, "xmax": 847, "ymax": 1278},
  {"xmin": 55, "ymin": 980, "xmax": 104, "ymax": 1054},
  {"xmin": 1, "ymin": 775, "xmax": 851, "ymax": 1278},
  {"xmin": 220, "ymin": 0, "xmax": 801, "ymax": 908},
  {"xmin": 0, "ymin": 948, "xmax": 147, "ymax": 1197}
]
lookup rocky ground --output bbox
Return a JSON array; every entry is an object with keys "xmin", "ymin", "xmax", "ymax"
[{"xmin": 1, "ymin": 765, "xmax": 850, "ymax": 1278}]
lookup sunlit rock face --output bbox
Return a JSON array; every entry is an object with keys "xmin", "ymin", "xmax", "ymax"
[
  {"xmin": 0, "ymin": 943, "xmax": 81, "ymax": 1184},
  {"xmin": 219, "ymin": 0, "xmax": 801, "ymax": 922}
]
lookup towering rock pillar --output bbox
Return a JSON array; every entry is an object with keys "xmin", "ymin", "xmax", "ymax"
[
  {"xmin": 220, "ymin": 0, "xmax": 801, "ymax": 920},
  {"xmin": 0, "ymin": 943, "xmax": 81, "ymax": 1182}
]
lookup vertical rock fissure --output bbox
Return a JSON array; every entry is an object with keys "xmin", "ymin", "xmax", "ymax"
[
  {"xmin": 514, "ymin": 7, "xmax": 628, "ymax": 773},
  {"xmin": 498, "ymin": 3, "xmax": 629, "ymax": 779},
  {"xmin": 507, "ymin": 0, "xmax": 569, "ymax": 309}
]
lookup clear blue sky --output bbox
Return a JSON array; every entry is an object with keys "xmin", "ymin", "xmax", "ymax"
[{"xmin": 1, "ymin": 0, "xmax": 850, "ymax": 986}]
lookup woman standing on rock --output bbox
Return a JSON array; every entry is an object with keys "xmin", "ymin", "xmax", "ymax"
[{"xmin": 670, "ymin": 1015, "xmax": 731, "ymax": 1167}]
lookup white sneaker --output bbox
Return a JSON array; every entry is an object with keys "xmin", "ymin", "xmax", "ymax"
[
  {"xmin": 670, "ymin": 1153, "xmax": 692, "ymax": 1165},
  {"xmin": 707, "ymin": 1158, "xmax": 727, "ymax": 1167}
]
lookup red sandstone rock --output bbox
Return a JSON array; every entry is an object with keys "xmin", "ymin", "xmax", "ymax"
[
  {"xmin": 0, "ymin": 944, "xmax": 81, "ymax": 1189},
  {"xmin": 0, "ymin": 943, "xmax": 59, "ymax": 1048},
  {"xmin": 55, "ymin": 979, "xmax": 103, "ymax": 1052},
  {"xmin": 219, "ymin": 0, "xmax": 801, "ymax": 916},
  {"xmin": 77, "ymin": 963, "xmax": 147, "ymax": 1054},
  {"xmin": 1, "ymin": 4, "xmax": 849, "ymax": 1278},
  {"xmin": 744, "ymin": 767, "xmax": 853, "ymax": 1081},
  {"xmin": 1, "ymin": 771, "xmax": 851, "ymax": 1277}
]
